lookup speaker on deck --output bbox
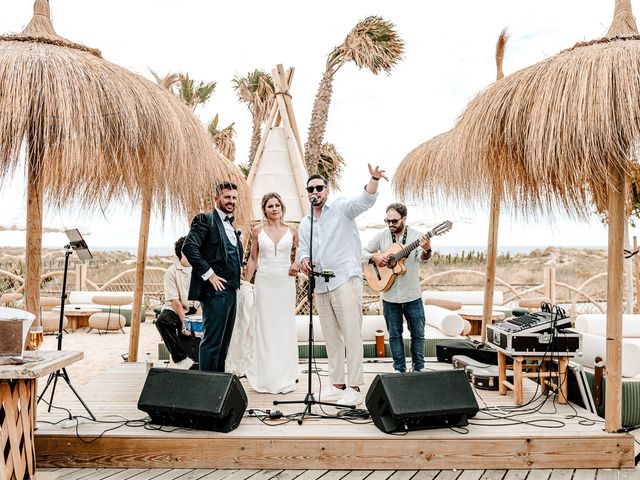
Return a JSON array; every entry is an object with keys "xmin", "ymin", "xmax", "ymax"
[
  {"xmin": 365, "ymin": 369, "xmax": 479, "ymax": 433},
  {"xmin": 137, "ymin": 368, "xmax": 247, "ymax": 432}
]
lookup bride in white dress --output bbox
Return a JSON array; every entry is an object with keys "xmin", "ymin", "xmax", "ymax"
[{"xmin": 244, "ymin": 193, "xmax": 300, "ymax": 394}]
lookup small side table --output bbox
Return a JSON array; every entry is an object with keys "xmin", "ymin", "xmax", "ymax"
[
  {"xmin": 458, "ymin": 310, "xmax": 505, "ymax": 336},
  {"xmin": 497, "ymin": 350, "xmax": 569, "ymax": 405},
  {"xmin": 0, "ymin": 351, "xmax": 82, "ymax": 480},
  {"xmin": 53, "ymin": 306, "xmax": 101, "ymax": 331}
]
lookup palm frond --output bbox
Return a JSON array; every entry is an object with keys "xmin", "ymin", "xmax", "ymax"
[
  {"xmin": 149, "ymin": 68, "xmax": 180, "ymax": 90},
  {"xmin": 328, "ymin": 16, "xmax": 405, "ymax": 74},
  {"xmin": 317, "ymin": 143, "xmax": 345, "ymax": 189}
]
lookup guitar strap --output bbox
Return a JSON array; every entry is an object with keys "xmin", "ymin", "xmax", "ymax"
[{"xmin": 392, "ymin": 228, "xmax": 408, "ymax": 245}]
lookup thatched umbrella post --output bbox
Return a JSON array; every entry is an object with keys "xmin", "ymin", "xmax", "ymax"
[
  {"xmin": 129, "ymin": 187, "xmax": 153, "ymax": 362},
  {"xmin": 606, "ymin": 162, "xmax": 625, "ymax": 431},
  {"xmin": 480, "ymin": 32, "xmax": 509, "ymax": 343},
  {"xmin": 480, "ymin": 183, "xmax": 502, "ymax": 343},
  {"xmin": 25, "ymin": 147, "xmax": 44, "ymax": 325}
]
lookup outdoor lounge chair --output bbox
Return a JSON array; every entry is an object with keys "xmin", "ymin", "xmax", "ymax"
[{"xmin": 88, "ymin": 294, "xmax": 131, "ymax": 334}]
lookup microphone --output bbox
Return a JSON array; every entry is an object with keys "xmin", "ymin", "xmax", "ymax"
[{"xmin": 310, "ymin": 194, "xmax": 319, "ymax": 204}]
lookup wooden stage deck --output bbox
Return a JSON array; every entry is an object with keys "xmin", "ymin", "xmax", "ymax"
[{"xmin": 33, "ymin": 359, "xmax": 636, "ymax": 470}]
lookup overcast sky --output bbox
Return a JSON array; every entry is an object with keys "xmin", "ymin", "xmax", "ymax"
[{"xmin": 0, "ymin": 0, "xmax": 633, "ymax": 250}]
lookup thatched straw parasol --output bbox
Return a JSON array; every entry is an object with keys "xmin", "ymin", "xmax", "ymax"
[
  {"xmin": 443, "ymin": 0, "xmax": 640, "ymax": 432},
  {"xmin": 0, "ymin": 0, "xmax": 249, "ymax": 362},
  {"xmin": 394, "ymin": 31, "xmax": 508, "ymax": 346}
]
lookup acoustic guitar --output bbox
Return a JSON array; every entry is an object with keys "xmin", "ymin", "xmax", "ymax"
[{"xmin": 363, "ymin": 220, "xmax": 452, "ymax": 292}]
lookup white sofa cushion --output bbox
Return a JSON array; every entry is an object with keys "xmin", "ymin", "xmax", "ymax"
[
  {"xmin": 424, "ymin": 305, "xmax": 464, "ymax": 336},
  {"xmin": 295, "ymin": 314, "xmax": 462, "ymax": 343},
  {"xmin": 571, "ymin": 330, "xmax": 640, "ymax": 378},
  {"xmin": 422, "ymin": 290, "xmax": 503, "ymax": 306},
  {"xmin": 295, "ymin": 315, "xmax": 388, "ymax": 342},
  {"xmin": 68, "ymin": 291, "xmax": 135, "ymax": 305},
  {"xmin": 575, "ymin": 314, "xmax": 640, "ymax": 337}
]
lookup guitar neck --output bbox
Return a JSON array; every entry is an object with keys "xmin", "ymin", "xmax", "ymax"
[{"xmin": 393, "ymin": 231, "xmax": 433, "ymax": 261}]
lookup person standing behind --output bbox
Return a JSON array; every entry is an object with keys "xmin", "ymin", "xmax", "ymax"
[
  {"xmin": 362, "ymin": 203, "xmax": 432, "ymax": 373},
  {"xmin": 243, "ymin": 192, "xmax": 300, "ymax": 393},
  {"xmin": 155, "ymin": 236, "xmax": 199, "ymax": 369},
  {"xmin": 182, "ymin": 182, "xmax": 243, "ymax": 372},
  {"xmin": 298, "ymin": 164, "xmax": 387, "ymax": 406}
]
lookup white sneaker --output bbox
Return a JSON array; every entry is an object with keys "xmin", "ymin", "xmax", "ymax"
[
  {"xmin": 339, "ymin": 387, "xmax": 363, "ymax": 406},
  {"xmin": 175, "ymin": 358, "xmax": 194, "ymax": 370},
  {"xmin": 319, "ymin": 385, "xmax": 345, "ymax": 401}
]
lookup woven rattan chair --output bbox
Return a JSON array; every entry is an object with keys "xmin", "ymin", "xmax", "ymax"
[
  {"xmin": 0, "ymin": 292, "xmax": 23, "ymax": 307},
  {"xmin": 88, "ymin": 294, "xmax": 132, "ymax": 334}
]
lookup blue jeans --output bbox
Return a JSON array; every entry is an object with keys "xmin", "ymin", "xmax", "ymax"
[
  {"xmin": 382, "ymin": 298, "xmax": 425, "ymax": 372},
  {"xmin": 199, "ymin": 289, "xmax": 237, "ymax": 372}
]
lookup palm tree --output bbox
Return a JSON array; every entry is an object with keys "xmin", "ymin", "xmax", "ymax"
[
  {"xmin": 232, "ymin": 69, "xmax": 275, "ymax": 168},
  {"xmin": 149, "ymin": 69, "xmax": 180, "ymax": 90},
  {"xmin": 208, "ymin": 114, "xmax": 236, "ymax": 162},
  {"xmin": 305, "ymin": 16, "xmax": 404, "ymax": 176},
  {"xmin": 177, "ymin": 73, "xmax": 217, "ymax": 111},
  {"xmin": 152, "ymin": 70, "xmax": 238, "ymax": 171},
  {"xmin": 318, "ymin": 143, "xmax": 345, "ymax": 189}
]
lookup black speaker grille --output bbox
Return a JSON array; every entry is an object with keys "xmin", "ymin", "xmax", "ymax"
[{"xmin": 137, "ymin": 368, "xmax": 247, "ymax": 432}]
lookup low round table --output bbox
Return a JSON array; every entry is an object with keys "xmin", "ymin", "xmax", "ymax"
[
  {"xmin": 458, "ymin": 310, "xmax": 505, "ymax": 336},
  {"xmin": 52, "ymin": 305, "xmax": 101, "ymax": 331}
]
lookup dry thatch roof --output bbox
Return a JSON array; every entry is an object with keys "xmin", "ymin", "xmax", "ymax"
[
  {"xmin": 0, "ymin": 0, "xmax": 249, "ymax": 222},
  {"xmin": 393, "ymin": 31, "xmax": 510, "ymax": 208},
  {"xmin": 448, "ymin": 0, "xmax": 640, "ymax": 216}
]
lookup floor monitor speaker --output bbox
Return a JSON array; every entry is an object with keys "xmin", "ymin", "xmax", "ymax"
[
  {"xmin": 365, "ymin": 369, "xmax": 479, "ymax": 433},
  {"xmin": 138, "ymin": 368, "xmax": 247, "ymax": 432}
]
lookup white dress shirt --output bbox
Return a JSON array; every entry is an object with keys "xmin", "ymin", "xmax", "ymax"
[{"xmin": 298, "ymin": 188, "xmax": 377, "ymax": 293}]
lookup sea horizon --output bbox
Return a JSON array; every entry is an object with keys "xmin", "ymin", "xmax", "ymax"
[{"xmin": 84, "ymin": 244, "xmax": 609, "ymax": 257}]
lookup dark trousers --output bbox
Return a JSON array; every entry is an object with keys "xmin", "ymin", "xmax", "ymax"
[
  {"xmin": 382, "ymin": 298, "xmax": 426, "ymax": 372},
  {"xmin": 155, "ymin": 309, "xmax": 190, "ymax": 363},
  {"xmin": 199, "ymin": 289, "xmax": 237, "ymax": 372}
]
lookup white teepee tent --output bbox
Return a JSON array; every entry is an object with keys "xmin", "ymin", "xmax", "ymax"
[{"xmin": 246, "ymin": 65, "xmax": 308, "ymax": 223}]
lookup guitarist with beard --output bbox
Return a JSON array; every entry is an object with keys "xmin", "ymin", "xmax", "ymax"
[{"xmin": 362, "ymin": 203, "xmax": 432, "ymax": 373}]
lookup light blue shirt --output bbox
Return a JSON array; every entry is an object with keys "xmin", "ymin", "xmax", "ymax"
[
  {"xmin": 298, "ymin": 188, "xmax": 377, "ymax": 293},
  {"xmin": 362, "ymin": 226, "xmax": 430, "ymax": 303}
]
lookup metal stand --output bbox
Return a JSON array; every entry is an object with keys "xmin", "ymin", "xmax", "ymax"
[
  {"xmin": 37, "ymin": 243, "xmax": 95, "ymax": 420},
  {"xmin": 273, "ymin": 198, "xmax": 354, "ymax": 424}
]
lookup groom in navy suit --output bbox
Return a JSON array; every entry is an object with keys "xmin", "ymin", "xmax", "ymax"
[{"xmin": 182, "ymin": 182, "xmax": 243, "ymax": 372}]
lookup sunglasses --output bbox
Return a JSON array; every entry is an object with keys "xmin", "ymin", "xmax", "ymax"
[
  {"xmin": 384, "ymin": 218, "xmax": 401, "ymax": 225},
  {"xmin": 306, "ymin": 185, "xmax": 326, "ymax": 193}
]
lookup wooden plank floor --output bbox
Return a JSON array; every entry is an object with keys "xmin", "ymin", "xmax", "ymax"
[
  {"xmin": 33, "ymin": 359, "xmax": 636, "ymax": 470},
  {"xmin": 38, "ymin": 467, "xmax": 640, "ymax": 480}
]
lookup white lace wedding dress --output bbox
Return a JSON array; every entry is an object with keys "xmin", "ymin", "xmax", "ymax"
[{"xmin": 246, "ymin": 228, "xmax": 298, "ymax": 393}]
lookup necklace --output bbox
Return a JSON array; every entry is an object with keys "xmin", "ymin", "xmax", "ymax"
[{"xmin": 392, "ymin": 228, "xmax": 408, "ymax": 245}]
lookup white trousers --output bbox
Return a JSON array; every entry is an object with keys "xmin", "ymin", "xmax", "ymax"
[{"xmin": 316, "ymin": 276, "xmax": 364, "ymax": 386}]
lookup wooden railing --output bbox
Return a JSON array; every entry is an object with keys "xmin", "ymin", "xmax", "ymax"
[{"xmin": 0, "ymin": 265, "xmax": 617, "ymax": 315}]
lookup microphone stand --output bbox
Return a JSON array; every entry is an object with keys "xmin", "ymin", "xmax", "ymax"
[{"xmin": 274, "ymin": 196, "xmax": 355, "ymax": 424}]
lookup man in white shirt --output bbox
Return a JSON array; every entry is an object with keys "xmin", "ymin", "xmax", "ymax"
[
  {"xmin": 298, "ymin": 164, "xmax": 387, "ymax": 406},
  {"xmin": 362, "ymin": 203, "xmax": 432, "ymax": 373},
  {"xmin": 155, "ymin": 236, "xmax": 198, "ymax": 369}
]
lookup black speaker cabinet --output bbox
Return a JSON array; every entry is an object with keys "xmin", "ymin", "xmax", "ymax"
[
  {"xmin": 365, "ymin": 369, "xmax": 479, "ymax": 433},
  {"xmin": 138, "ymin": 368, "xmax": 247, "ymax": 432}
]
